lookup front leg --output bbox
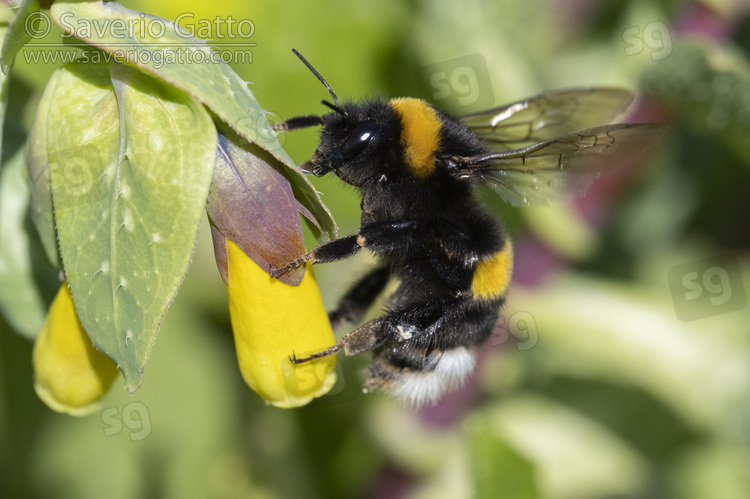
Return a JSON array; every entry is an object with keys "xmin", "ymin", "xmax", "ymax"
[
  {"xmin": 270, "ymin": 219, "xmax": 420, "ymax": 279},
  {"xmin": 270, "ymin": 235, "xmax": 361, "ymax": 278},
  {"xmin": 357, "ymin": 220, "xmax": 419, "ymax": 253}
]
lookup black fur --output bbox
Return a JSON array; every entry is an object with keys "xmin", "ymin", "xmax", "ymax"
[{"xmin": 275, "ymin": 96, "xmax": 510, "ymax": 405}]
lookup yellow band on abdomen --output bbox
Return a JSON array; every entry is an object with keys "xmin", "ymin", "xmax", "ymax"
[{"xmin": 471, "ymin": 240, "xmax": 513, "ymax": 301}]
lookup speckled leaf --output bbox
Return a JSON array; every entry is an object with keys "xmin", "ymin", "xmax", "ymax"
[
  {"xmin": 49, "ymin": 0, "xmax": 336, "ymax": 241},
  {"xmin": 208, "ymin": 130, "xmax": 306, "ymax": 286},
  {"xmin": 0, "ymin": 0, "xmax": 40, "ymax": 74},
  {"xmin": 47, "ymin": 61, "xmax": 216, "ymax": 392}
]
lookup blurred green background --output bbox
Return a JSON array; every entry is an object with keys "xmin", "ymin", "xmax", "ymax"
[{"xmin": 2, "ymin": 0, "xmax": 750, "ymax": 498}]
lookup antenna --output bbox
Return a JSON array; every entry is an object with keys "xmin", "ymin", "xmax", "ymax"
[
  {"xmin": 321, "ymin": 100, "xmax": 345, "ymax": 116},
  {"xmin": 292, "ymin": 48, "xmax": 340, "ymax": 107}
]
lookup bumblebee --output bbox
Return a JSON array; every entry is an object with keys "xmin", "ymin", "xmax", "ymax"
[{"xmin": 271, "ymin": 49, "xmax": 663, "ymax": 407}]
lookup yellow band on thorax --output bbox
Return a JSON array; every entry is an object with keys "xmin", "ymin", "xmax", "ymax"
[{"xmin": 390, "ymin": 98, "xmax": 441, "ymax": 177}]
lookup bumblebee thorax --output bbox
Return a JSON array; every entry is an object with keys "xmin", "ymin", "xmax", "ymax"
[{"xmin": 389, "ymin": 98, "xmax": 442, "ymax": 178}]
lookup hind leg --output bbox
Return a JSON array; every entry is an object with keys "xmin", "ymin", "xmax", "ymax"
[
  {"xmin": 289, "ymin": 316, "xmax": 391, "ymax": 363},
  {"xmin": 290, "ymin": 297, "xmax": 457, "ymax": 364}
]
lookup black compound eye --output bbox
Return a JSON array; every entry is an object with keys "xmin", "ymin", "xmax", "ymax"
[{"xmin": 337, "ymin": 121, "xmax": 379, "ymax": 161}]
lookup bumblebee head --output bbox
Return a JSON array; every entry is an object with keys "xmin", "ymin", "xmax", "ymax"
[
  {"xmin": 311, "ymin": 99, "xmax": 407, "ymax": 187},
  {"xmin": 272, "ymin": 50, "xmax": 401, "ymax": 188}
]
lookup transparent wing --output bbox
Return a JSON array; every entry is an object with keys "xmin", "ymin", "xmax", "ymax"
[
  {"xmin": 459, "ymin": 88, "xmax": 635, "ymax": 151},
  {"xmin": 447, "ymin": 123, "xmax": 666, "ymax": 206}
]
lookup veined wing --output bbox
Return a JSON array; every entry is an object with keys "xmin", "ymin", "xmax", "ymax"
[
  {"xmin": 446, "ymin": 123, "xmax": 665, "ymax": 206},
  {"xmin": 459, "ymin": 88, "xmax": 635, "ymax": 151}
]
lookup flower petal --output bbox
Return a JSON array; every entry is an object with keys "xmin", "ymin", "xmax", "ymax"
[
  {"xmin": 226, "ymin": 239, "xmax": 337, "ymax": 408},
  {"xmin": 33, "ymin": 283, "xmax": 119, "ymax": 416}
]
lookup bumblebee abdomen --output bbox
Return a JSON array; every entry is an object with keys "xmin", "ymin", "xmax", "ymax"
[
  {"xmin": 471, "ymin": 240, "xmax": 513, "ymax": 301},
  {"xmin": 365, "ymin": 347, "xmax": 476, "ymax": 408}
]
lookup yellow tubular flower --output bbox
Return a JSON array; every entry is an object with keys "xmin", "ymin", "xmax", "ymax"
[
  {"xmin": 33, "ymin": 283, "xmax": 119, "ymax": 416},
  {"xmin": 226, "ymin": 239, "xmax": 337, "ymax": 408}
]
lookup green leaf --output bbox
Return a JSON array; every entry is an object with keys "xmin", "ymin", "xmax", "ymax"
[
  {"xmin": 46, "ymin": 61, "xmax": 217, "ymax": 391},
  {"xmin": 0, "ymin": 3, "xmax": 55, "ymax": 339},
  {"xmin": 0, "ymin": 2, "xmax": 11, "ymax": 158},
  {"xmin": 467, "ymin": 413, "xmax": 541, "ymax": 499},
  {"xmin": 0, "ymin": 0, "xmax": 41, "ymax": 74},
  {"xmin": 0, "ymin": 3, "xmax": 16, "ymax": 28},
  {"xmin": 0, "ymin": 2, "xmax": 11, "ymax": 159},
  {"xmin": 28, "ymin": 66, "xmax": 61, "ymax": 266},
  {"xmin": 49, "ymin": 0, "xmax": 336, "ymax": 241},
  {"xmin": 0, "ymin": 147, "xmax": 47, "ymax": 338}
]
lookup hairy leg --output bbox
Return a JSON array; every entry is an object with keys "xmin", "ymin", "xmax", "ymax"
[{"xmin": 328, "ymin": 265, "xmax": 391, "ymax": 329}]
